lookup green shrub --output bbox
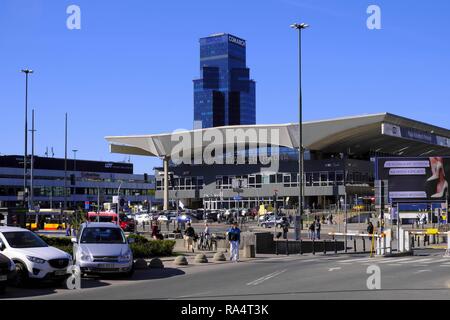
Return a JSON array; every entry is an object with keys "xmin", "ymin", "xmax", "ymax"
[
  {"xmin": 127, "ymin": 233, "xmax": 149, "ymax": 244},
  {"xmin": 130, "ymin": 240, "xmax": 175, "ymax": 259},
  {"xmin": 39, "ymin": 235, "xmax": 72, "ymax": 246}
]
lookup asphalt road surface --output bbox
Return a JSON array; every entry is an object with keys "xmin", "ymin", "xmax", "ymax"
[{"xmin": 3, "ymin": 249, "xmax": 450, "ymax": 300}]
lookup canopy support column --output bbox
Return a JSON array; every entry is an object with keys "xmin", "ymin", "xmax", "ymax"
[{"xmin": 163, "ymin": 156, "xmax": 169, "ymax": 211}]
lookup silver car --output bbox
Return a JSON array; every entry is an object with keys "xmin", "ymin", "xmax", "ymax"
[{"xmin": 72, "ymin": 222, "xmax": 134, "ymax": 276}]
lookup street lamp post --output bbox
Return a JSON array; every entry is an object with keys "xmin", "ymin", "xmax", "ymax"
[
  {"xmin": 291, "ymin": 22, "xmax": 309, "ymax": 241},
  {"xmin": 21, "ymin": 69, "xmax": 33, "ymax": 211},
  {"xmin": 72, "ymin": 149, "xmax": 78, "ymax": 209}
]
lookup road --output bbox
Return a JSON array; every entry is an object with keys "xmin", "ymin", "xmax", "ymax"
[{"xmin": 3, "ymin": 249, "xmax": 450, "ymax": 300}]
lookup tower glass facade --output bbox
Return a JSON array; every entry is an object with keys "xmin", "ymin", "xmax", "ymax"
[{"xmin": 193, "ymin": 33, "xmax": 256, "ymax": 129}]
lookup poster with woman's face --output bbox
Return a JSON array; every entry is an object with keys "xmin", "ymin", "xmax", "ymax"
[{"xmin": 377, "ymin": 157, "xmax": 450, "ymax": 201}]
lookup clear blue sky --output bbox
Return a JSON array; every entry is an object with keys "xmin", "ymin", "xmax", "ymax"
[{"xmin": 1, "ymin": 0, "xmax": 449, "ymax": 174}]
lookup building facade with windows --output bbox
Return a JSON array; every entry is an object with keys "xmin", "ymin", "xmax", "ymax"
[
  {"xmin": 193, "ymin": 33, "xmax": 256, "ymax": 129},
  {"xmin": 106, "ymin": 113, "xmax": 450, "ymax": 212},
  {"xmin": 0, "ymin": 155, "xmax": 156, "ymax": 210}
]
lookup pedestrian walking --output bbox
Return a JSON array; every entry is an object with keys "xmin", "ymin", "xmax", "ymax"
[
  {"xmin": 367, "ymin": 221, "xmax": 374, "ymax": 241},
  {"xmin": 309, "ymin": 221, "xmax": 316, "ymax": 240},
  {"xmin": 315, "ymin": 220, "xmax": 321, "ymax": 240},
  {"xmin": 227, "ymin": 222, "xmax": 241, "ymax": 262},
  {"xmin": 282, "ymin": 217, "xmax": 289, "ymax": 240},
  {"xmin": 184, "ymin": 223, "xmax": 196, "ymax": 253}
]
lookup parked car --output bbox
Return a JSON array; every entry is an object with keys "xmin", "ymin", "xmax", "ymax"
[
  {"xmin": 0, "ymin": 226, "xmax": 72, "ymax": 286},
  {"xmin": 119, "ymin": 214, "xmax": 135, "ymax": 232},
  {"xmin": 135, "ymin": 213, "xmax": 151, "ymax": 225},
  {"xmin": 72, "ymin": 222, "xmax": 134, "ymax": 277},
  {"xmin": 203, "ymin": 210, "xmax": 218, "ymax": 222},
  {"xmin": 0, "ymin": 253, "xmax": 15, "ymax": 293},
  {"xmin": 260, "ymin": 216, "xmax": 284, "ymax": 228},
  {"xmin": 157, "ymin": 215, "xmax": 168, "ymax": 222},
  {"xmin": 177, "ymin": 214, "xmax": 192, "ymax": 224}
]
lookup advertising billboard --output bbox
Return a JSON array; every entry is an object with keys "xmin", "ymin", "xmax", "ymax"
[{"xmin": 376, "ymin": 157, "xmax": 450, "ymax": 202}]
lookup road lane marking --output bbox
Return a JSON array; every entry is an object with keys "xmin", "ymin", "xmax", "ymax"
[
  {"xmin": 373, "ymin": 257, "xmax": 414, "ymax": 264},
  {"xmin": 398, "ymin": 258, "xmax": 433, "ymax": 264},
  {"xmin": 328, "ymin": 267, "xmax": 341, "ymax": 271},
  {"xmin": 246, "ymin": 269, "xmax": 287, "ymax": 286},
  {"xmin": 413, "ymin": 270, "xmax": 431, "ymax": 274}
]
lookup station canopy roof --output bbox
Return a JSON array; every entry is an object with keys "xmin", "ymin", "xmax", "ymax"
[{"xmin": 105, "ymin": 113, "xmax": 450, "ymax": 159}]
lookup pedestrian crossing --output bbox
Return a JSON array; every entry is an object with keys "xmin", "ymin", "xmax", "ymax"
[{"xmin": 333, "ymin": 256, "xmax": 450, "ymax": 267}]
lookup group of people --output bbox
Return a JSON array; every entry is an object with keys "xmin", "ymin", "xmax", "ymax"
[
  {"xmin": 182, "ymin": 222, "xmax": 241, "ymax": 262},
  {"xmin": 308, "ymin": 217, "xmax": 322, "ymax": 240}
]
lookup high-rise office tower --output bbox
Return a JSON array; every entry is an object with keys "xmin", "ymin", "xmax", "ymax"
[{"xmin": 193, "ymin": 33, "xmax": 256, "ymax": 129}]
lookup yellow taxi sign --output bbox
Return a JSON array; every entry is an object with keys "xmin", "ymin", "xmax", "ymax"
[{"xmin": 426, "ymin": 228, "xmax": 439, "ymax": 235}]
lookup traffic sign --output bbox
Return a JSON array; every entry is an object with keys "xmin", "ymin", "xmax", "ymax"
[{"xmin": 233, "ymin": 195, "xmax": 242, "ymax": 201}]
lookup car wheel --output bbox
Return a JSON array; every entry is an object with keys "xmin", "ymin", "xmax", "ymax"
[{"xmin": 13, "ymin": 262, "xmax": 29, "ymax": 287}]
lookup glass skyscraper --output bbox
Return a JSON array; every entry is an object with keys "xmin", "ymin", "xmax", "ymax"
[{"xmin": 193, "ymin": 33, "xmax": 256, "ymax": 129}]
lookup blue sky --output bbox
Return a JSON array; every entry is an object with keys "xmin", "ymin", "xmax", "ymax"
[{"xmin": 1, "ymin": 0, "xmax": 449, "ymax": 174}]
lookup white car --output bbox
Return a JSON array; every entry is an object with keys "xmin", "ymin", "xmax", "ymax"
[
  {"xmin": 0, "ymin": 226, "xmax": 72, "ymax": 286},
  {"xmin": 135, "ymin": 213, "xmax": 151, "ymax": 224},
  {"xmin": 157, "ymin": 215, "xmax": 168, "ymax": 222}
]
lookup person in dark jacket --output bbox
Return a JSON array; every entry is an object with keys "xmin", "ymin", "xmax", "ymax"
[
  {"xmin": 227, "ymin": 222, "xmax": 241, "ymax": 262},
  {"xmin": 184, "ymin": 223, "xmax": 196, "ymax": 252},
  {"xmin": 309, "ymin": 221, "xmax": 316, "ymax": 240}
]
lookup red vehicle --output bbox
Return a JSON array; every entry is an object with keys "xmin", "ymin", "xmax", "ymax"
[
  {"xmin": 86, "ymin": 212, "xmax": 134, "ymax": 231},
  {"xmin": 119, "ymin": 214, "xmax": 135, "ymax": 232}
]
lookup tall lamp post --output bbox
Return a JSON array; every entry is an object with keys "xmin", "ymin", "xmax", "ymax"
[
  {"xmin": 291, "ymin": 22, "xmax": 309, "ymax": 241},
  {"xmin": 72, "ymin": 149, "xmax": 78, "ymax": 209},
  {"xmin": 21, "ymin": 69, "xmax": 33, "ymax": 211}
]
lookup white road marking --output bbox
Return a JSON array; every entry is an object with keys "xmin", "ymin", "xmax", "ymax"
[
  {"xmin": 328, "ymin": 267, "xmax": 341, "ymax": 271},
  {"xmin": 398, "ymin": 258, "xmax": 433, "ymax": 264},
  {"xmin": 247, "ymin": 269, "xmax": 287, "ymax": 286},
  {"xmin": 413, "ymin": 270, "xmax": 431, "ymax": 274},
  {"xmin": 339, "ymin": 258, "xmax": 374, "ymax": 264},
  {"xmin": 373, "ymin": 257, "xmax": 414, "ymax": 264}
]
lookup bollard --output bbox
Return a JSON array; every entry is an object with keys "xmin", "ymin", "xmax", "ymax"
[
  {"xmin": 324, "ymin": 240, "xmax": 327, "ymax": 255},
  {"xmin": 354, "ymin": 238, "xmax": 357, "ymax": 252},
  {"xmin": 363, "ymin": 237, "xmax": 366, "ymax": 252},
  {"xmin": 334, "ymin": 239, "xmax": 338, "ymax": 254},
  {"xmin": 411, "ymin": 236, "xmax": 415, "ymax": 248},
  {"xmin": 418, "ymin": 235, "xmax": 421, "ymax": 247},
  {"xmin": 299, "ymin": 239, "xmax": 303, "ymax": 255},
  {"xmin": 286, "ymin": 239, "xmax": 289, "ymax": 256},
  {"xmin": 312, "ymin": 238, "xmax": 315, "ymax": 255}
]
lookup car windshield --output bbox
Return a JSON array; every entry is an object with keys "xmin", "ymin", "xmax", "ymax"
[
  {"xmin": 3, "ymin": 231, "xmax": 48, "ymax": 248},
  {"xmin": 80, "ymin": 227, "xmax": 126, "ymax": 244}
]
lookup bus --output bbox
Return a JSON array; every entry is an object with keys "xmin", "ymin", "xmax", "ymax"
[{"xmin": 26, "ymin": 209, "xmax": 67, "ymax": 231}]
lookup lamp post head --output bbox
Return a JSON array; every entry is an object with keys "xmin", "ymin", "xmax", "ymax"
[
  {"xmin": 290, "ymin": 23, "xmax": 309, "ymax": 30},
  {"xmin": 21, "ymin": 69, "xmax": 34, "ymax": 74}
]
